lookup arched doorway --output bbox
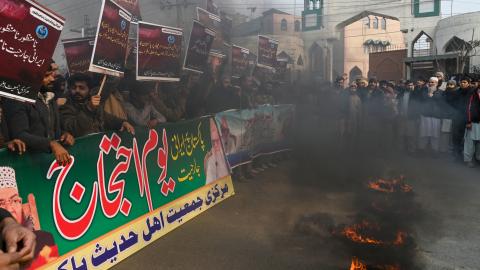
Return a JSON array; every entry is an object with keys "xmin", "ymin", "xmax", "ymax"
[
  {"xmin": 349, "ymin": 66, "xmax": 362, "ymax": 83},
  {"xmin": 309, "ymin": 42, "xmax": 324, "ymax": 81}
]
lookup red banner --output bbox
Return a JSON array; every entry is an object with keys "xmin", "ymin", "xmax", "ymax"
[
  {"xmin": 231, "ymin": 45, "xmax": 250, "ymax": 78},
  {"xmin": 89, "ymin": 0, "xmax": 132, "ymax": 77},
  {"xmin": 183, "ymin": 20, "xmax": 215, "ymax": 74},
  {"xmin": 113, "ymin": 0, "xmax": 141, "ymax": 22},
  {"xmin": 63, "ymin": 38, "xmax": 94, "ymax": 74},
  {"xmin": 0, "ymin": 0, "xmax": 64, "ymax": 103},
  {"xmin": 136, "ymin": 22, "xmax": 183, "ymax": 81},
  {"xmin": 257, "ymin": 35, "xmax": 279, "ymax": 69}
]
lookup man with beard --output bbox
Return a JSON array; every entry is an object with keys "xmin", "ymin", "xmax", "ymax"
[
  {"xmin": 4, "ymin": 61, "xmax": 74, "ymax": 166},
  {"xmin": 356, "ymin": 77, "xmax": 369, "ymax": 103},
  {"xmin": 435, "ymin": 71, "xmax": 447, "ymax": 91},
  {"xmin": 418, "ymin": 77, "xmax": 444, "ymax": 156},
  {"xmin": 60, "ymin": 73, "xmax": 135, "ymax": 137}
]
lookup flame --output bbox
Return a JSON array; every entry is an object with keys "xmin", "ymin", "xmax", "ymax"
[
  {"xmin": 350, "ymin": 257, "xmax": 367, "ymax": 270},
  {"xmin": 393, "ymin": 231, "xmax": 407, "ymax": 245},
  {"xmin": 342, "ymin": 221, "xmax": 383, "ymax": 245},
  {"xmin": 341, "ymin": 221, "xmax": 408, "ymax": 246},
  {"xmin": 368, "ymin": 178, "xmax": 412, "ymax": 193},
  {"xmin": 349, "ymin": 258, "xmax": 401, "ymax": 270}
]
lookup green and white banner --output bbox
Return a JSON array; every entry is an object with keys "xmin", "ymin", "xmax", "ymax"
[{"xmin": 0, "ymin": 117, "xmax": 233, "ymax": 269}]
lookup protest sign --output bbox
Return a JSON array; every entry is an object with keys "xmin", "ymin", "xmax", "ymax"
[
  {"xmin": 257, "ymin": 35, "xmax": 279, "ymax": 69},
  {"xmin": 0, "ymin": 117, "xmax": 234, "ymax": 269},
  {"xmin": 0, "ymin": 0, "xmax": 65, "ymax": 103},
  {"xmin": 63, "ymin": 38, "xmax": 94, "ymax": 74},
  {"xmin": 183, "ymin": 20, "xmax": 215, "ymax": 74},
  {"xmin": 196, "ymin": 7, "xmax": 226, "ymax": 55},
  {"xmin": 231, "ymin": 45, "xmax": 250, "ymax": 78},
  {"xmin": 136, "ymin": 22, "xmax": 183, "ymax": 81},
  {"xmin": 89, "ymin": 0, "xmax": 132, "ymax": 77},
  {"xmin": 113, "ymin": 0, "xmax": 141, "ymax": 22}
]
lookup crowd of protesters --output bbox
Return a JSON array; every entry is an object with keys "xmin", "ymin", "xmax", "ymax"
[
  {"xmin": 319, "ymin": 71, "xmax": 480, "ymax": 167},
  {"xmin": 0, "ymin": 60, "xmax": 293, "ymax": 170}
]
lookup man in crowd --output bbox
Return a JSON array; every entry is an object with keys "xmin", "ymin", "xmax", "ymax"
[
  {"xmin": 464, "ymin": 77, "xmax": 480, "ymax": 167},
  {"xmin": 418, "ymin": 77, "xmax": 443, "ymax": 156},
  {"xmin": 450, "ymin": 77, "xmax": 473, "ymax": 161},
  {"xmin": 60, "ymin": 73, "xmax": 135, "ymax": 137},
  {"xmin": 206, "ymin": 75, "xmax": 238, "ymax": 113},
  {"xmin": 435, "ymin": 71, "xmax": 447, "ymax": 91},
  {"xmin": 124, "ymin": 83, "xmax": 167, "ymax": 128},
  {"xmin": 4, "ymin": 61, "xmax": 74, "ymax": 166},
  {"xmin": 397, "ymin": 81, "xmax": 420, "ymax": 153}
]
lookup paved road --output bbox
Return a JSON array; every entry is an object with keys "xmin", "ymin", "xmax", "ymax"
[{"xmin": 113, "ymin": 105, "xmax": 480, "ymax": 270}]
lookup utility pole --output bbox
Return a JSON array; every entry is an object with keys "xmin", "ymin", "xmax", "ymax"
[{"xmin": 451, "ymin": 0, "xmax": 453, "ymax": 17}]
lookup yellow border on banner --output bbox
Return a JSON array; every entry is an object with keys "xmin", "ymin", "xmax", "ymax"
[{"xmin": 40, "ymin": 176, "xmax": 234, "ymax": 270}]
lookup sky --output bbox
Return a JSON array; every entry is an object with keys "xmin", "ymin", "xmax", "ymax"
[{"xmin": 257, "ymin": 0, "xmax": 480, "ymax": 17}]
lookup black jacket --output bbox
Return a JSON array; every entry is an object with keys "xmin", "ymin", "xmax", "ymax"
[
  {"xmin": 4, "ymin": 94, "xmax": 62, "ymax": 153},
  {"xmin": 451, "ymin": 87, "xmax": 474, "ymax": 121},
  {"xmin": 60, "ymin": 99, "xmax": 125, "ymax": 138},
  {"xmin": 467, "ymin": 89, "xmax": 480, "ymax": 124},
  {"xmin": 419, "ymin": 87, "xmax": 444, "ymax": 118}
]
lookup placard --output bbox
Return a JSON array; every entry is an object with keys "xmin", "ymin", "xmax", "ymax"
[
  {"xmin": 231, "ymin": 45, "xmax": 250, "ymax": 78},
  {"xmin": 63, "ymin": 38, "xmax": 94, "ymax": 74},
  {"xmin": 136, "ymin": 22, "xmax": 183, "ymax": 81},
  {"xmin": 0, "ymin": 0, "xmax": 65, "ymax": 103},
  {"xmin": 257, "ymin": 35, "xmax": 279, "ymax": 69},
  {"xmin": 183, "ymin": 20, "xmax": 215, "ymax": 74},
  {"xmin": 89, "ymin": 0, "xmax": 132, "ymax": 77}
]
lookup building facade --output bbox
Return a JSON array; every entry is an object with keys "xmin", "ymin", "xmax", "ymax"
[
  {"xmin": 302, "ymin": 0, "xmax": 441, "ymax": 81},
  {"xmin": 231, "ymin": 9, "xmax": 307, "ymax": 80}
]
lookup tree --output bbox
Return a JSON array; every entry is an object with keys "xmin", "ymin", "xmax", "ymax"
[{"xmin": 446, "ymin": 30, "xmax": 480, "ymax": 73}]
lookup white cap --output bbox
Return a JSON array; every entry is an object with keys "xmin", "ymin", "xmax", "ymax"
[{"xmin": 0, "ymin": 167, "xmax": 17, "ymax": 190}]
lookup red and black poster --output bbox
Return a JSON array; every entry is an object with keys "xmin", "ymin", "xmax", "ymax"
[
  {"xmin": 113, "ymin": 0, "xmax": 142, "ymax": 22},
  {"xmin": 257, "ymin": 35, "xmax": 279, "ymax": 69},
  {"xmin": 136, "ymin": 22, "xmax": 183, "ymax": 81},
  {"xmin": 231, "ymin": 45, "xmax": 249, "ymax": 78},
  {"xmin": 183, "ymin": 20, "xmax": 215, "ymax": 74},
  {"xmin": 197, "ymin": 7, "xmax": 226, "ymax": 55},
  {"xmin": 0, "ymin": 0, "xmax": 65, "ymax": 103},
  {"xmin": 62, "ymin": 37, "xmax": 94, "ymax": 74},
  {"xmin": 89, "ymin": 0, "xmax": 132, "ymax": 77}
]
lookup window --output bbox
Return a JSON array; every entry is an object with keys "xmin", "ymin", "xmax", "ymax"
[
  {"xmin": 412, "ymin": 32, "xmax": 433, "ymax": 57},
  {"xmin": 373, "ymin": 17, "xmax": 379, "ymax": 29},
  {"xmin": 281, "ymin": 19, "xmax": 288, "ymax": 31},
  {"xmin": 381, "ymin": 18, "xmax": 386, "ymax": 30},
  {"xmin": 445, "ymin": 36, "xmax": 470, "ymax": 53},
  {"xmin": 363, "ymin": 17, "xmax": 370, "ymax": 28},
  {"xmin": 295, "ymin": 20, "xmax": 301, "ymax": 32}
]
